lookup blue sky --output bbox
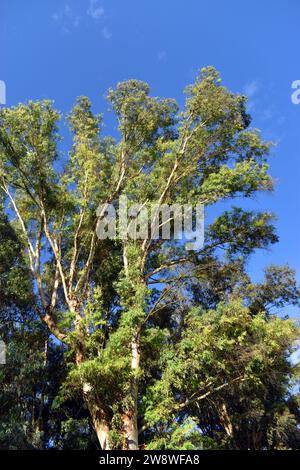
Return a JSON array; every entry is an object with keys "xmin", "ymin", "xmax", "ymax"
[{"xmin": 1, "ymin": 0, "xmax": 300, "ymax": 295}]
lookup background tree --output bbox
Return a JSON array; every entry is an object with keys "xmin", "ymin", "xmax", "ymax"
[{"xmin": 0, "ymin": 205, "xmax": 98, "ymax": 449}]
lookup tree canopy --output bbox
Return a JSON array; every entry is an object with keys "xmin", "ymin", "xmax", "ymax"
[{"xmin": 0, "ymin": 67, "xmax": 299, "ymax": 450}]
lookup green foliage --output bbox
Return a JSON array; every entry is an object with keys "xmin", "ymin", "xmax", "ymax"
[
  {"xmin": 142, "ymin": 301, "xmax": 298, "ymax": 429},
  {"xmin": 147, "ymin": 418, "xmax": 215, "ymax": 450},
  {"xmin": 0, "ymin": 66, "xmax": 299, "ymax": 450}
]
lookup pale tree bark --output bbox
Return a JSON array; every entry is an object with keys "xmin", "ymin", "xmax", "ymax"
[
  {"xmin": 74, "ymin": 341, "xmax": 111, "ymax": 450},
  {"xmin": 69, "ymin": 296, "xmax": 110, "ymax": 450},
  {"xmin": 82, "ymin": 381, "xmax": 111, "ymax": 450},
  {"xmin": 219, "ymin": 402, "xmax": 234, "ymax": 439},
  {"xmin": 120, "ymin": 245, "xmax": 142, "ymax": 450},
  {"xmin": 122, "ymin": 333, "xmax": 140, "ymax": 449}
]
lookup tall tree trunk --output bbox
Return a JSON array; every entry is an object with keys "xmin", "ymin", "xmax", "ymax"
[
  {"xmin": 77, "ymin": 357, "xmax": 111, "ymax": 450},
  {"xmin": 71, "ymin": 298, "xmax": 111, "ymax": 450},
  {"xmin": 122, "ymin": 333, "xmax": 140, "ymax": 450},
  {"xmin": 121, "ymin": 245, "xmax": 144, "ymax": 450},
  {"xmin": 83, "ymin": 382, "xmax": 111, "ymax": 450},
  {"xmin": 92, "ymin": 418, "xmax": 110, "ymax": 450},
  {"xmin": 218, "ymin": 402, "xmax": 237, "ymax": 449}
]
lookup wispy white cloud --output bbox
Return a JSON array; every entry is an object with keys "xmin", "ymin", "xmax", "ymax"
[
  {"xmin": 260, "ymin": 107, "xmax": 273, "ymax": 121},
  {"xmin": 102, "ymin": 27, "xmax": 112, "ymax": 40},
  {"xmin": 52, "ymin": 2, "xmax": 112, "ymax": 39},
  {"xmin": 86, "ymin": 1, "xmax": 112, "ymax": 39},
  {"xmin": 243, "ymin": 80, "xmax": 260, "ymax": 98},
  {"xmin": 157, "ymin": 50, "xmax": 167, "ymax": 62},
  {"xmin": 87, "ymin": 0, "xmax": 104, "ymax": 20},
  {"xmin": 52, "ymin": 4, "xmax": 80, "ymax": 33}
]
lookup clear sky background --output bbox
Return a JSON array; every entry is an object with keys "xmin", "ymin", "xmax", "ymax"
[{"xmin": 1, "ymin": 0, "xmax": 300, "ymax": 304}]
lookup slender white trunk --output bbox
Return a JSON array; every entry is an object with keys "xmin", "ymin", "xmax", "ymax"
[
  {"xmin": 95, "ymin": 424, "xmax": 110, "ymax": 450},
  {"xmin": 73, "ymin": 302, "xmax": 111, "ymax": 452},
  {"xmin": 123, "ymin": 335, "xmax": 140, "ymax": 449},
  {"xmin": 82, "ymin": 379, "xmax": 111, "ymax": 449},
  {"xmin": 122, "ymin": 245, "xmax": 142, "ymax": 450},
  {"xmin": 122, "ymin": 336, "xmax": 140, "ymax": 449},
  {"xmin": 89, "ymin": 404, "xmax": 111, "ymax": 450}
]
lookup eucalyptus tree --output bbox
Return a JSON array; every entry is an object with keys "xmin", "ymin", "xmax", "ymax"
[{"xmin": 0, "ymin": 67, "xmax": 296, "ymax": 449}]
